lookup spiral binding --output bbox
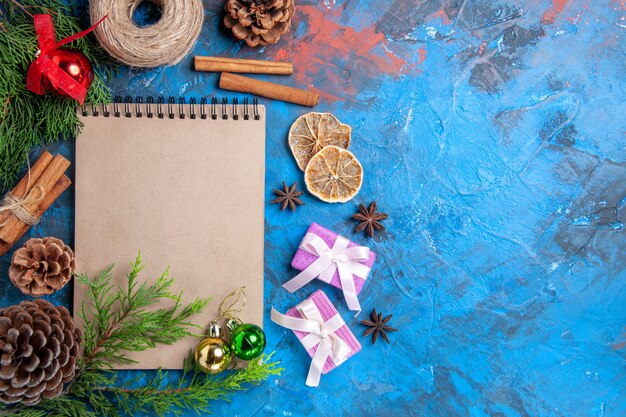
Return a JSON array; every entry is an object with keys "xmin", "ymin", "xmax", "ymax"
[{"xmin": 81, "ymin": 96, "xmax": 260, "ymax": 120}]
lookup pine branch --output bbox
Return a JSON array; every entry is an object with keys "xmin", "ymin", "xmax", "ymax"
[
  {"xmin": 75, "ymin": 253, "xmax": 210, "ymax": 370},
  {"xmin": 0, "ymin": 0, "xmax": 113, "ymax": 190},
  {"xmin": 6, "ymin": 0, "xmax": 34, "ymax": 17},
  {"xmin": 0, "ymin": 396, "xmax": 98, "ymax": 417},
  {"xmin": 93, "ymin": 353, "xmax": 283, "ymax": 417}
]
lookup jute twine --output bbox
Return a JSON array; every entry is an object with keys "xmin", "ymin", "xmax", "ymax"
[
  {"xmin": 0, "ymin": 189, "xmax": 43, "ymax": 226},
  {"xmin": 89, "ymin": 0, "xmax": 204, "ymax": 68},
  {"xmin": 0, "ymin": 159, "xmax": 44, "ymax": 227}
]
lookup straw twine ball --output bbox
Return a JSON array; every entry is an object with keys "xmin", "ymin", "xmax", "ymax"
[{"xmin": 89, "ymin": 0, "xmax": 203, "ymax": 67}]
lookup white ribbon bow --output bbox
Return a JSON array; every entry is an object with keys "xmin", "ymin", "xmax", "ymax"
[
  {"xmin": 271, "ymin": 299, "xmax": 351, "ymax": 387},
  {"xmin": 283, "ymin": 233, "xmax": 371, "ymax": 311}
]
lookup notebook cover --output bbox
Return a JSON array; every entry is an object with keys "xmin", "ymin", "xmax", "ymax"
[{"xmin": 74, "ymin": 102, "xmax": 266, "ymax": 369}]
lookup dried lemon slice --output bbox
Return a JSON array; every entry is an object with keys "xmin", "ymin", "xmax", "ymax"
[
  {"xmin": 304, "ymin": 145, "xmax": 363, "ymax": 203},
  {"xmin": 289, "ymin": 112, "xmax": 351, "ymax": 171}
]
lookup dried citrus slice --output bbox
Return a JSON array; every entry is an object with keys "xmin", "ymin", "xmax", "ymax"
[
  {"xmin": 289, "ymin": 112, "xmax": 351, "ymax": 171},
  {"xmin": 304, "ymin": 145, "xmax": 363, "ymax": 203}
]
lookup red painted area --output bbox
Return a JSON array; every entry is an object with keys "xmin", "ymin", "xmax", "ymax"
[
  {"xmin": 542, "ymin": 0, "xmax": 569, "ymax": 24},
  {"xmin": 267, "ymin": 6, "xmax": 415, "ymax": 101},
  {"xmin": 432, "ymin": 8, "xmax": 453, "ymax": 25},
  {"xmin": 478, "ymin": 42, "xmax": 487, "ymax": 56},
  {"xmin": 418, "ymin": 47, "xmax": 427, "ymax": 65},
  {"xmin": 612, "ymin": 330, "xmax": 626, "ymax": 350}
]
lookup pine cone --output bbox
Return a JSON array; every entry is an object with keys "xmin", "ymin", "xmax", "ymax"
[
  {"xmin": 8, "ymin": 237, "xmax": 75, "ymax": 297},
  {"xmin": 224, "ymin": 0, "xmax": 295, "ymax": 47},
  {"xmin": 0, "ymin": 299, "xmax": 81, "ymax": 405}
]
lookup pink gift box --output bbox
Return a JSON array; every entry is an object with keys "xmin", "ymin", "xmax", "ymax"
[
  {"xmin": 286, "ymin": 290, "xmax": 361, "ymax": 374},
  {"xmin": 291, "ymin": 223, "xmax": 376, "ymax": 295}
]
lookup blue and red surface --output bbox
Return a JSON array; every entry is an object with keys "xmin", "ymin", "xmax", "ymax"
[{"xmin": 1, "ymin": 0, "xmax": 625, "ymax": 415}]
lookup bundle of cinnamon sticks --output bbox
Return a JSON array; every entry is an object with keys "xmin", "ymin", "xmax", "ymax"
[{"xmin": 0, "ymin": 152, "xmax": 71, "ymax": 256}]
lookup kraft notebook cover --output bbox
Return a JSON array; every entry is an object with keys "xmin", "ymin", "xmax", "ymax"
[{"xmin": 74, "ymin": 98, "xmax": 265, "ymax": 369}]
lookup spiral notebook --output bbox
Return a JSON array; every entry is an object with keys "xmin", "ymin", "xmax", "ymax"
[{"xmin": 73, "ymin": 97, "xmax": 265, "ymax": 369}]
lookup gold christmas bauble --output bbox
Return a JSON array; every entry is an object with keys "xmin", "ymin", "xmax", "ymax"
[
  {"xmin": 194, "ymin": 337, "xmax": 232, "ymax": 374},
  {"xmin": 195, "ymin": 321, "xmax": 232, "ymax": 374}
]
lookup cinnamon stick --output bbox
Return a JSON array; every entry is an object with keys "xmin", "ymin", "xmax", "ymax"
[
  {"xmin": 0, "ymin": 154, "xmax": 71, "ymax": 245},
  {"xmin": 1, "ymin": 174, "xmax": 72, "ymax": 255},
  {"xmin": 0, "ymin": 151, "xmax": 54, "ymax": 226},
  {"xmin": 195, "ymin": 56, "xmax": 293, "ymax": 75},
  {"xmin": 0, "ymin": 174, "xmax": 71, "ymax": 256},
  {"xmin": 219, "ymin": 72, "xmax": 319, "ymax": 107}
]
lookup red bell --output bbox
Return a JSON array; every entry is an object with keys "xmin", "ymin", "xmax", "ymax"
[{"xmin": 40, "ymin": 48, "xmax": 93, "ymax": 99}]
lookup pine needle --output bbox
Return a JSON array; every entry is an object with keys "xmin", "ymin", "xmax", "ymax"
[
  {"xmin": 92, "ymin": 353, "xmax": 283, "ymax": 417},
  {"xmin": 0, "ymin": 0, "xmax": 112, "ymax": 190}
]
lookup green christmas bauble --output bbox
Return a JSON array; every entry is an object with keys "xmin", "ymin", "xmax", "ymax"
[{"xmin": 230, "ymin": 323, "xmax": 266, "ymax": 360}]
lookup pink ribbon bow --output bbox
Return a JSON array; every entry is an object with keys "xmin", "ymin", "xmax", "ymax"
[
  {"xmin": 271, "ymin": 299, "xmax": 351, "ymax": 387},
  {"xmin": 283, "ymin": 233, "xmax": 371, "ymax": 311}
]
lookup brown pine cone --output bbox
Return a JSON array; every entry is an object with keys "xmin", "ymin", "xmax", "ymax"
[
  {"xmin": 8, "ymin": 237, "xmax": 75, "ymax": 297},
  {"xmin": 0, "ymin": 299, "xmax": 81, "ymax": 405},
  {"xmin": 224, "ymin": 0, "xmax": 295, "ymax": 47}
]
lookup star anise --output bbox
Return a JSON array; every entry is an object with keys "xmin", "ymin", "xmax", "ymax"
[
  {"xmin": 361, "ymin": 309, "xmax": 397, "ymax": 344},
  {"xmin": 352, "ymin": 201, "xmax": 388, "ymax": 237},
  {"xmin": 271, "ymin": 181, "xmax": 304, "ymax": 211}
]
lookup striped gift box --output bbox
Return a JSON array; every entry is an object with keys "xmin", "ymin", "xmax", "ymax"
[{"xmin": 286, "ymin": 290, "xmax": 361, "ymax": 374}]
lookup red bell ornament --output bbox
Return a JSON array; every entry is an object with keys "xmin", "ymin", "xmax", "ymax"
[
  {"xmin": 26, "ymin": 14, "xmax": 106, "ymax": 105},
  {"xmin": 39, "ymin": 48, "xmax": 94, "ymax": 99}
]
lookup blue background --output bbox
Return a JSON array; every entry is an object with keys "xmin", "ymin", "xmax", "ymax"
[{"xmin": 1, "ymin": 0, "xmax": 625, "ymax": 416}]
